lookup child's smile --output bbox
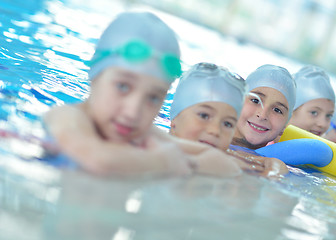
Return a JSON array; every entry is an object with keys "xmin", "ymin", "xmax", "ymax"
[
  {"xmin": 234, "ymin": 87, "xmax": 289, "ymax": 149},
  {"xmin": 247, "ymin": 121, "xmax": 270, "ymax": 133}
]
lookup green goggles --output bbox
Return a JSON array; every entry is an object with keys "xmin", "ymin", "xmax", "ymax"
[{"xmin": 88, "ymin": 40, "xmax": 182, "ymax": 80}]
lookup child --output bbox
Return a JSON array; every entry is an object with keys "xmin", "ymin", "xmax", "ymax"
[
  {"xmin": 232, "ymin": 64, "xmax": 296, "ymax": 150},
  {"xmin": 289, "ymin": 65, "xmax": 335, "ymax": 136},
  {"xmin": 44, "ymin": 12, "xmax": 243, "ymax": 177},
  {"xmin": 170, "ymin": 63, "xmax": 289, "ymax": 176},
  {"xmin": 170, "ymin": 62, "xmax": 245, "ymax": 151}
]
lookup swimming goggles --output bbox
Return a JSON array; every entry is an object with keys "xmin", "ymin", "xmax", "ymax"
[{"xmin": 88, "ymin": 39, "xmax": 182, "ymax": 79}]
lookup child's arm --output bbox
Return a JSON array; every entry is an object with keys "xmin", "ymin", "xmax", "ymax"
[
  {"xmin": 44, "ymin": 105, "xmax": 192, "ymax": 177},
  {"xmin": 147, "ymin": 127, "xmax": 243, "ymax": 177},
  {"xmin": 153, "ymin": 127, "xmax": 267, "ymax": 177},
  {"xmin": 153, "ymin": 127, "xmax": 287, "ymax": 177}
]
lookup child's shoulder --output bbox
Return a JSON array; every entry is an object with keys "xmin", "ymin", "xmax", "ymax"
[
  {"xmin": 44, "ymin": 103, "xmax": 88, "ymax": 127},
  {"xmin": 47, "ymin": 103, "xmax": 85, "ymax": 116}
]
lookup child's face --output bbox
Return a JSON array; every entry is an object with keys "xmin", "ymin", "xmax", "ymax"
[
  {"xmin": 289, "ymin": 99, "xmax": 334, "ymax": 136},
  {"xmin": 87, "ymin": 67, "xmax": 169, "ymax": 144},
  {"xmin": 235, "ymin": 87, "xmax": 289, "ymax": 148},
  {"xmin": 324, "ymin": 129, "xmax": 336, "ymax": 143},
  {"xmin": 170, "ymin": 101, "xmax": 238, "ymax": 150}
]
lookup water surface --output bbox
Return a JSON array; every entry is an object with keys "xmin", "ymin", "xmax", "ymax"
[{"xmin": 1, "ymin": 0, "xmax": 336, "ymax": 239}]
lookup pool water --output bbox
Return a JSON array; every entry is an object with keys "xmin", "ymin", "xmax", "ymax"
[{"xmin": 1, "ymin": 0, "xmax": 336, "ymax": 239}]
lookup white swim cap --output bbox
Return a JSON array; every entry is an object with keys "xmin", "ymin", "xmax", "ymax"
[
  {"xmin": 293, "ymin": 65, "xmax": 335, "ymax": 110},
  {"xmin": 246, "ymin": 64, "xmax": 296, "ymax": 119},
  {"xmin": 88, "ymin": 12, "xmax": 181, "ymax": 83},
  {"xmin": 170, "ymin": 62, "xmax": 247, "ymax": 120}
]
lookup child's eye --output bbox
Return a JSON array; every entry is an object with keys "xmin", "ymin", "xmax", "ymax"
[
  {"xmin": 222, "ymin": 121, "xmax": 233, "ymax": 128},
  {"xmin": 116, "ymin": 82, "xmax": 130, "ymax": 93},
  {"xmin": 273, "ymin": 107, "xmax": 283, "ymax": 114},
  {"xmin": 327, "ymin": 114, "xmax": 333, "ymax": 119},
  {"xmin": 250, "ymin": 98, "xmax": 260, "ymax": 104},
  {"xmin": 198, "ymin": 112, "xmax": 209, "ymax": 120},
  {"xmin": 148, "ymin": 94, "xmax": 162, "ymax": 105},
  {"xmin": 310, "ymin": 111, "xmax": 318, "ymax": 116}
]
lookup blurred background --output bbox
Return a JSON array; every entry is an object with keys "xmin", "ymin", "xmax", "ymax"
[{"xmin": 128, "ymin": 0, "xmax": 336, "ymax": 75}]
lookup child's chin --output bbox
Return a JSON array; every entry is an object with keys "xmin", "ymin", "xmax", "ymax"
[
  {"xmin": 107, "ymin": 132, "xmax": 130, "ymax": 143},
  {"xmin": 109, "ymin": 137, "xmax": 128, "ymax": 144},
  {"xmin": 245, "ymin": 137, "xmax": 268, "ymax": 148}
]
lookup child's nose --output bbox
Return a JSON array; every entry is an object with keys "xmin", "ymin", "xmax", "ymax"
[
  {"xmin": 256, "ymin": 107, "xmax": 268, "ymax": 120},
  {"xmin": 206, "ymin": 121, "xmax": 220, "ymax": 137},
  {"xmin": 122, "ymin": 95, "xmax": 143, "ymax": 121}
]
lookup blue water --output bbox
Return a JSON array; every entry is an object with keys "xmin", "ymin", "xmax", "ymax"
[{"xmin": 1, "ymin": 0, "xmax": 336, "ymax": 239}]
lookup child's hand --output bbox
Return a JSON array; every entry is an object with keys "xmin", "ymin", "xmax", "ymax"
[
  {"xmin": 145, "ymin": 135, "xmax": 193, "ymax": 176},
  {"xmin": 152, "ymin": 142, "xmax": 194, "ymax": 177},
  {"xmin": 147, "ymin": 132, "xmax": 243, "ymax": 178},
  {"xmin": 226, "ymin": 149, "xmax": 288, "ymax": 178},
  {"xmin": 190, "ymin": 149, "xmax": 242, "ymax": 178},
  {"xmin": 240, "ymin": 156, "xmax": 288, "ymax": 179},
  {"xmin": 260, "ymin": 157, "xmax": 289, "ymax": 178},
  {"xmin": 233, "ymin": 158, "xmax": 265, "ymax": 173}
]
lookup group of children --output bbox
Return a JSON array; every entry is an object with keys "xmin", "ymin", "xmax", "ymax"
[{"xmin": 44, "ymin": 11, "xmax": 336, "ymax": 178}]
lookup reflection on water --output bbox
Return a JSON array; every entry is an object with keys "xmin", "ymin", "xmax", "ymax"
[
  {"xmin": 43, "ymin": 170, "xmax": 336, "ymax": 240},
  {"xmin": 1, "ymin": 0, "xmax": 336, "ymax": 239},
  {"xmin": 0, "ymin": 152, "xmax": 60, "ymax": 240},
  {"xmin": 2, "ymin": 161, "xmax": 336, "ymax": 240},
  {"xmin": 44, "ymin": 172, "xmax": 296, "ymax": 240}
]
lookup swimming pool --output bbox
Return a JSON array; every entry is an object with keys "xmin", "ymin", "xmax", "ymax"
[{"xmin": 1, "ymin": 0, "xmax": 336, "ymax": 239}]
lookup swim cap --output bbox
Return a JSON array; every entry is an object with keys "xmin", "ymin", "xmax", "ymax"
[
  {"xmin": 88, "ymin": 12, "xmax": 181, "ymax": 83},
  {"xmin": 246, "ymin": 64, "xmax": 296, "ymax": 119},
  {"xmin": 170, "ymin": 62, "xmax": 247, "ymax": 120},
  {"xmin": 293, "ymin": 65, "xmax": 335, "ymax": 110}
]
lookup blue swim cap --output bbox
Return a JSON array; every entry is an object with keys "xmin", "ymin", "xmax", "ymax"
[
  {"xmin": 88, "ymin": 12, "xmax": 181, "ymax": 83},
  {"xmin": 246, "ymin": 64, "xmax": 296, "ymax": 119},
  {"xmin": 293, "ymin": 65, "xmax": 335, "ymax": 110},
  {"xmin": 170, "ymin": 62, "xmax": 247, "ymax": 120}
]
